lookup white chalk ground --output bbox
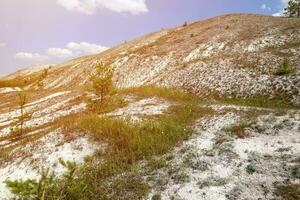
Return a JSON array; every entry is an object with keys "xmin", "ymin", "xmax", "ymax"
[
  {"xmin": 0, "ymin": 130, "xmax": 98, "ymax": 199},
  {"xmin": 0, "ymin": 87, "xmax": 21, "ymax": 94},
  {"xmin": 0, "ymin": 91, "xmax": 83, "ymax": 136},
  {"xmin": 146, "ymin": 107, "xmax": 300, "ymax": 200},
  {"xmin": 108, "ymin": 97, "xmax": 172, "ymax": 122}
]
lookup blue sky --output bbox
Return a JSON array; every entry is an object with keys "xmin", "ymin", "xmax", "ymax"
[{"xmin": 0, "ymin": 0, "xmax": 288, "ymax": 76}]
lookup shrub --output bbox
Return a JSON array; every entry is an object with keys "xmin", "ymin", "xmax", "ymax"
[{"xmin": 273, "ymin": 58, "xmax": 295, "ymax": 76}]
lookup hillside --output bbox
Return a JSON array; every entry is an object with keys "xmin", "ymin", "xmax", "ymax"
[
  {"xmin": 0, "ymin": 14, "xmax": 299, "ymax": 200},
  {"xmin": 2, "ymin": 14, "xmax": 299, "ymax": 104}
]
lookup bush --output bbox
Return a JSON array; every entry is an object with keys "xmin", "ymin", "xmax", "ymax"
[{"xmin": 273, "ymin": 58, "xmax": 295, "ymax": 76}]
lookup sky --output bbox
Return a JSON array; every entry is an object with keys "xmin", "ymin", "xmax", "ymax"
[{"xmin": 0, "ymin": 0, "xmax": 290, "ymax": 76}]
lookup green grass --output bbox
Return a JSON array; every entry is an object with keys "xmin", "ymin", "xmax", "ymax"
[
  {"xmin": 6, "ymin": 86, "xmax": 213, "ymax": 200},
  {"xmin": 219, "ymin": 95, "xmax": 296, "ymax": 109},
  {"xmin": 273, "ymin": 58, "xmax": 296, "ymax": 76}
]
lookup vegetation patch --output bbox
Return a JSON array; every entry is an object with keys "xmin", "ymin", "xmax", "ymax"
[
  {"xmin": 219, "ymin": 94, "xmax": 296, "ymax": 109},
  {"xmin": 0, "ymin": 68, "xmax": 49, "ymax": 88},
  {"xmin": 5, "ymin": 86, "xmax": 214, "ymax": 199},
  {"xmin": 119, "ymin": 86, "xmax": 199, "ymax": 104},
  {"xmin": 197, "ymin": 176, "xmax": 229, "ymax": 189},
  {"xmin": 273, "ymin": 58, "xmax": 296, "ymax": 76}
]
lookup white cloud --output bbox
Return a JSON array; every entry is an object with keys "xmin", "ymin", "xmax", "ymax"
[
  {"xmin": 261, "ymin": 4, "xmax": 271, "ymax": 11},
  {"xmin": 67, "ymin": 42, "xmax": 108, "ymax": 54},
  {"xmin": 15, "ymin": 41, "xmax": 108, "ymax": 64},
  {"xmin": 15, "ymin": 52, "xmax": 48, "ymax": 62},
  {"xmin": 47, "ymin": 48, "xmax": 73, "ymax": 58},
  {"xmin": 273, "ymin": 0, "xmax": 289, "ymax": 16},
  {"xmin": 0, "ymin": 43, "xmax": 6, "ymax": 48},
  {"xmin": 57, "ymin": 0, "xmax": 148, "ymax": 15}
]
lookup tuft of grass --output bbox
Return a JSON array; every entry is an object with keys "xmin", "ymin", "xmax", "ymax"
[{"xmin": 273, "ymin": 58, "xmax": 296, "ymax": 76}]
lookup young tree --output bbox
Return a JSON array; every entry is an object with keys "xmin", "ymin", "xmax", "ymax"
[
  {"xmin": 37, "ymin": 68, "xmax": 49, "ymax": 88},
  {"xmin": 10, "ymin": 90, "xmax": 32, "ymax": 136},
  {"xmin": 87, "ymin": 62, "xmax": 114, "ymax": 105},
  {"xmin": 284, "ymin": 0, "xmax": 300, "ymax": 17}
]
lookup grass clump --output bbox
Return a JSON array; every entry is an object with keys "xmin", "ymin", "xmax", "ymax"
[
  {"xmin": 77, "ymin": 104, "xmax": 200, "ymax": 162},
  {"xmin": 273, "ymin": 58, "xmax": 296, "ymax": 76}
]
